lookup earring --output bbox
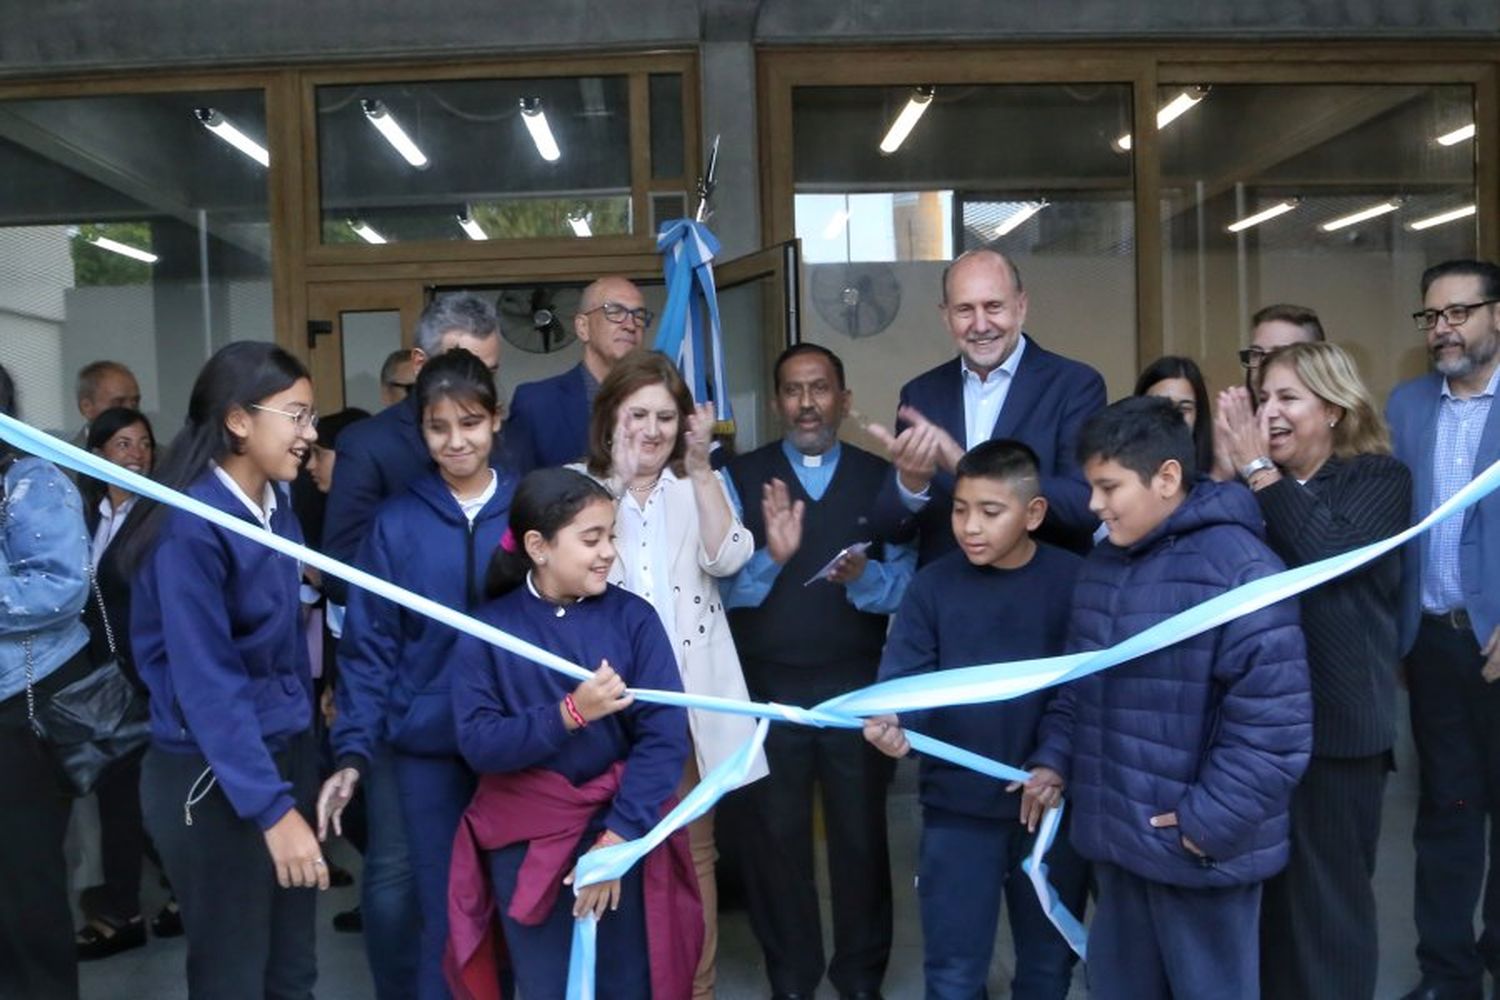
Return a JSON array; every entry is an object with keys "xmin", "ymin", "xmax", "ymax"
[
  {"xmin": 539, "ymin": 556, "xmax": 548, "ymax": 566},
  {"xmin": 1328, "ymin": 419, "xmax": 1337, "ymax": 428}
]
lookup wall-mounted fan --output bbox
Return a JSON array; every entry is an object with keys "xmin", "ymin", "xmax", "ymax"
[
  {"xmin": 497, "ymin": 287, "xmax": 573, "ymax": 354},
  {"xmin": 809, "ymin": 263, "xmax": 901, "ymax": 339}
]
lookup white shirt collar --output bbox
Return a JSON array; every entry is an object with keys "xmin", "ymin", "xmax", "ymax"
[
  {"xmin": 211, "ymin": 462, "xmax": 278, "ymax": 530},
  {"xmin": 961, "ymin": 333, "xmax": 1028, "ymax": 385}
]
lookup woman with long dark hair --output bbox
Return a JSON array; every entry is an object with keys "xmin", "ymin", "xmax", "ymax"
[
  {"xmin": 0, "ymin": 362, "xmax": 93, "ymax": 999},
  {"xmin": 316, "ymin": 348, "xmax": 514, "ymax": 999},
  {"xmin": 73, "ymin": 405, "xmax": 160, "ymax": 958},
  {"xmin": 128, "ymin": 341, "xmax": 329, "ymax": 999},
  {"xmin": 1134, "ymin": 355, "xmax": 1216, "ymax": 476}
]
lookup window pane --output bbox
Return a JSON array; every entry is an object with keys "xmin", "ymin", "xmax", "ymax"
[
  {"xmin": 649, "ymin": 73, "xmax": 685, "ymax": 180},
  {"xmin": 0, "ymin": 89, "xmax": 273, "ymax": 433},
  {"xmin": 1159, "ymin": 83, "xmax": 1475, "ymax": 401},
  {"xmin": 791, "ymin": 83, "xmax": 1137, "ymax": 419},
  {"xmin": 317, "ymin": 77, "xmax": 634, "ymax": 244}
]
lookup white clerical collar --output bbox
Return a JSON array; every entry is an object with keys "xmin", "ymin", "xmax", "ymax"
[
  {"xmin": 782, "ymin": 438, "xmax": 840, "ymax": 468},
  {"xmin": 211, "ymin": 462, "xmax": 278, "ymax": 530}
]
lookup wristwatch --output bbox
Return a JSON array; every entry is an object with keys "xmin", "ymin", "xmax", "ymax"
[{"xmin": 1239, "ymin": 456, "xmax": 1275, "ymax": 480}]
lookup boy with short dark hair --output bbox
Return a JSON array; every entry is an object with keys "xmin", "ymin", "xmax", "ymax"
[
  {"xmin": 865, "ymin": 438, "xmax": 1088, "ymax": 999},
  {"xmin": 1025, "ymin": 396, "xmax": 1311, "ymax": 1000}
]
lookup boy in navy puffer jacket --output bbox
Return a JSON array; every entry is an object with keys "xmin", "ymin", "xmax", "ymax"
[{"xmin": 1025, "ymin": 396, "xmax": 1311, "ymax": 1000}]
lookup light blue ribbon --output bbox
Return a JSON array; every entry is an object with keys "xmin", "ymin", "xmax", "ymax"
[
  {"xmin": 654, "ymin": 219, "xmax": 733, "ymax": 423},
  {"xmin": 9, "ymin": 411, "xmax": 1500, "ymax": 997}
]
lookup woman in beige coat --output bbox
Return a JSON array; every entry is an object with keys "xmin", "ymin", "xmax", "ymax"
[{"xmin": 575, "ymin": 349, "xmax": 767, "ymax": 999}]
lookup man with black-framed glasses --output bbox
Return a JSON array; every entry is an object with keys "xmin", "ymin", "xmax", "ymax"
[
  {"xmin": 1240, "ymin": 303, "xmax": 1325, "ymax": 394},
  {"xmin": 1387, "ymin": 258, "xmax": 1500, "ymax": 1000},
  {"xmin": 506, "ymin": 275, "xmax": 653, "ymax": 471}
]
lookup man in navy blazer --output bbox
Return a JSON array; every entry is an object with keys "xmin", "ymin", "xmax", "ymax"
[
  {"xmin": 505, "ymin": 275, "xmax": 650, "ymax": 471},
  {"xmin": 872, "ymin": 248, "xmax": 1107, "ymax": 563},
  {"xmin": 1386, "ymin": 259, "xmax": 1500, "ymax": 1000}
]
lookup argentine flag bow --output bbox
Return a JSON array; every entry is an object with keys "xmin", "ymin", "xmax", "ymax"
[{"xmin": 654, "ymin": 219, "xmax": 732, "ymax": 425}]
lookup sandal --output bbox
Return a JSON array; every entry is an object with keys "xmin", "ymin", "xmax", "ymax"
[{"xmin": 76, "ymin": 915, "xmax": 146, "ymax": 961}]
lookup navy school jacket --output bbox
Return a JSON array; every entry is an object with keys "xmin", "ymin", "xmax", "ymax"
[
  {"xmin": 322, "ymin": 394, "xmax": 519, "ymax": 604},
  {"xmin": 131, "ymin": 470, "xmax": 312, "ymax": 830},
  {"xmin": 1028, "ymin": 479, "xmax": 1312, "ymax": 888},
  {"xmin": 332, "ymin": 467, "xmax": 514, "ymax": 774}
]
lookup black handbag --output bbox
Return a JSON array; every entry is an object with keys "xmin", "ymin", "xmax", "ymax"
[{"xmin": 23, "ymin": 574, "xmax": 152, "ymax": 796}]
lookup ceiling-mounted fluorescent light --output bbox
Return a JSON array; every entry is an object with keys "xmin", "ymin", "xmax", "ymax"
[
  {"xmin": 567, "ymin": 210, "xmax": 592, "ymax": 238},
  {"xmin": 520, "ymin": 98, "xmax": 562, "ymax": 162},
  {"xmin": 1226, "ymin": 199, "xmax": 1298, "ymax": 233},
  {"xmin": 88, "ymin": 236, "xmax": 158, "ymax": 264},
  {"xmin": 193, "ymin": 107, "xmax": 269, "ymax": 167},
  {"xmin": 360, "ymin": 99, "xmax": 429, "ymax": 168},
  {"xmin": 1319, "ymin": 198, "xmax": 1402, "ymax": 232},
  {"xmin": 993, "ymin": 200, "xmax": 1047, "ymax": 237},
  {"xmin": 1408, "ymin": 204, "xmax": 1476, "ymax": 231},
  {"xmin": 822, "ymin": 207, "xmax": 851, "ymax": 240},
  {"xmin": 1114, "ymin": 86, "xmax": 1209, "ymax": 152},
  {"xmin": 348, "ymin": 219, "xmax": 388, "ymax": 244},
  {"xmin": 878, "ymin": 86, "xmax": 935, "ymax": 155},
  {"xmin": 1436, "ymin": 124, "xmax": 1476, "ymax": 146}
]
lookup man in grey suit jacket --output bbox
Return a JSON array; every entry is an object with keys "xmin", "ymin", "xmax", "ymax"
[{"xmin": 1386, "ymin": 258, "xmax": 1500, "ymax": 1000}]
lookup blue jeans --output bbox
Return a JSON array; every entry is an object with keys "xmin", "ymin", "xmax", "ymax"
[
  {"xmin": 394, "ymin": 753, "xmax": 476, "ymax": 1000},
  {"xmin": 918, "ymin": 805, "xmax": 1085, "ymax": 1000},
  {"xmin": 361, "ymin": 744, "xmax": 420, "ymax": 1000}
]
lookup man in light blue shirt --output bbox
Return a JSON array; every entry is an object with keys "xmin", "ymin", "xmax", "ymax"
[
  {"xmin": 719, "ymin": 344, "xmax": 912, "ymax": 1000},
  {"xmin": 1386, "ymin": 258, "xmax": 1500, "ymax": 1000}
]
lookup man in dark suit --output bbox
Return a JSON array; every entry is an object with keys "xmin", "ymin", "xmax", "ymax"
[
  {"xmin": 505, "ymin": 275, "xmax": 651, "ymax": 470},
  {"xmin": 872, "ymin": 248, "xmax": 1107, "ymax": 562},
  {"xmin": 1386, "ymin": 258, "xmax": 1500, "ymax": 1000}
]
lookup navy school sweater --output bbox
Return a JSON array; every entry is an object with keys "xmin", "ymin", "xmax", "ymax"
[
  {"xmin": 451, "ymin": 583, "xmax": 688, "ymax": 841},
  {"xmin": 878, "ymin": 542, "xmax": 1082, "ymax": 820},
  {"xmin": 333, "ymin": 468, "xmax": 513, "ymax": 774},
  {"xmin": 131, "ymin": 470, "xmax": 311, "ymax": 830}
]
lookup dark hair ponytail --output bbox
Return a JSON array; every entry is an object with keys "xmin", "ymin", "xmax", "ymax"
[
  {"xmin": 119, "ymin": 341, "xmax": 309, "ymax": 570},
  {"xmin": 485, "ymin": 467, "xmax": 614, "ymax": 599}
]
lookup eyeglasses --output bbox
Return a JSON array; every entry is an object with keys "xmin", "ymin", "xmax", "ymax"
[
  {"xmin": 1412, "ymin": 299, "xmax": 1500, "ymax": 331},
  {"xmin": 250, "ymin": 403, "xmax": 319, "ymax": 430},
  {"xmin": 1238, "ymin": 347, "xmax": 1274, "ymax": 369},
  {"xmin": 583, "ymin": 301, "xmax": 655, "ymax": 329}
]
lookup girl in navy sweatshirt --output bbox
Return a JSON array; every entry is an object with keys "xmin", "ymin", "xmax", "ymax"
[
  {"xmin": 446, "ymin": 467, "xmax": 698, "ymax": 1000},
  {"xmin": 128, "ymin": 341, "xmax": 326, "ymax": 1000},
  {"xmin": 315, "ymin": 347, "xmax": 513, "ymax": 1000}
]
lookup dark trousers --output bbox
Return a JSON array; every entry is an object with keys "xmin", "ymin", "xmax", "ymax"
[
  {"xmin": 87, "ymin": 747, "xmax": 149, "ymax": 921},
  {"xmin": 731, "ymin": 722, "xmax": 893, "ymax": 995},
  {"xmin": 1089, "ymin": 862, "xmax": 1261, "ymax": 1000},
  {"xmin": 1260, "ymin": 752, "xmax": 1388, "ymax": 1000},
  {"xmin": 361, "ymin": 743, "xmax": 421, "ymax": 1000},
  {"xmin": 393, "ymin": 752, "xmax": 476, "ymax": 1000},
  {"xmin": 1407, "ymin": 616, "xmax": 1500, "ymax": 988},
  {"xmin": 141, "ymin": 732, "xmax": 319, "ymax": 1000},
  {"xmin": 486, "ymin": 837, "xmax": 650, "ymax": 1000},
  {"xmin": 0, "ymin": 699, "xmax": 77, "ymax": 1000},
  {"xmin": 919, "ymin": 806, "xmax": 1085, "ymax": 1000}
]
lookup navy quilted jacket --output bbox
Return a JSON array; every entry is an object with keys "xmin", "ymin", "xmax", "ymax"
[{"xmin": 1029, "ymin": 480, "xmax": 1311, "ymax": 888}]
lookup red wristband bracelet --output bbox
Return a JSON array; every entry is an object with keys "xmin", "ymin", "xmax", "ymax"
[{"xmin": 563, "ymin": 693, "xmax": 587, "ymax": 730}]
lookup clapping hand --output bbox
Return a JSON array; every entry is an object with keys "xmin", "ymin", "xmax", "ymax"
[
  {"xmin": 866, "ymin": 406, "xmax": 963, "ymax": 493},
  {"xmin": 684, "ymin": 403, "xmax": 716, "ymax": 475},
  {"xmin": 1214, "ymin": 387, "xmax": 1272, "ymax": 473}
]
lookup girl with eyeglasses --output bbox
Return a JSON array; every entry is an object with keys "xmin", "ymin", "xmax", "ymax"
[
  {"xmin": 315, "ymin": 347, "xmax": 515, "ymax": 1000},
  {"xmin": 125, "ymin": 341, "xmax": 327, "ymax": 999}
]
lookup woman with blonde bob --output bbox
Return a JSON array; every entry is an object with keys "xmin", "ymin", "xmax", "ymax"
[
  {"xmin": 575, "ymin": 349, "xmax": 766, "ymax": 999},
  {"xmin": 1217, "ymin": 341, "xmax": 1412, "ymax": 1000}
]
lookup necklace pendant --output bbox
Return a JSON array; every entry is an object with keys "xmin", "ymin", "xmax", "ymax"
[{"xmin": 555, "ymin": 605, "xmax": 566, "ymax": 618}]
